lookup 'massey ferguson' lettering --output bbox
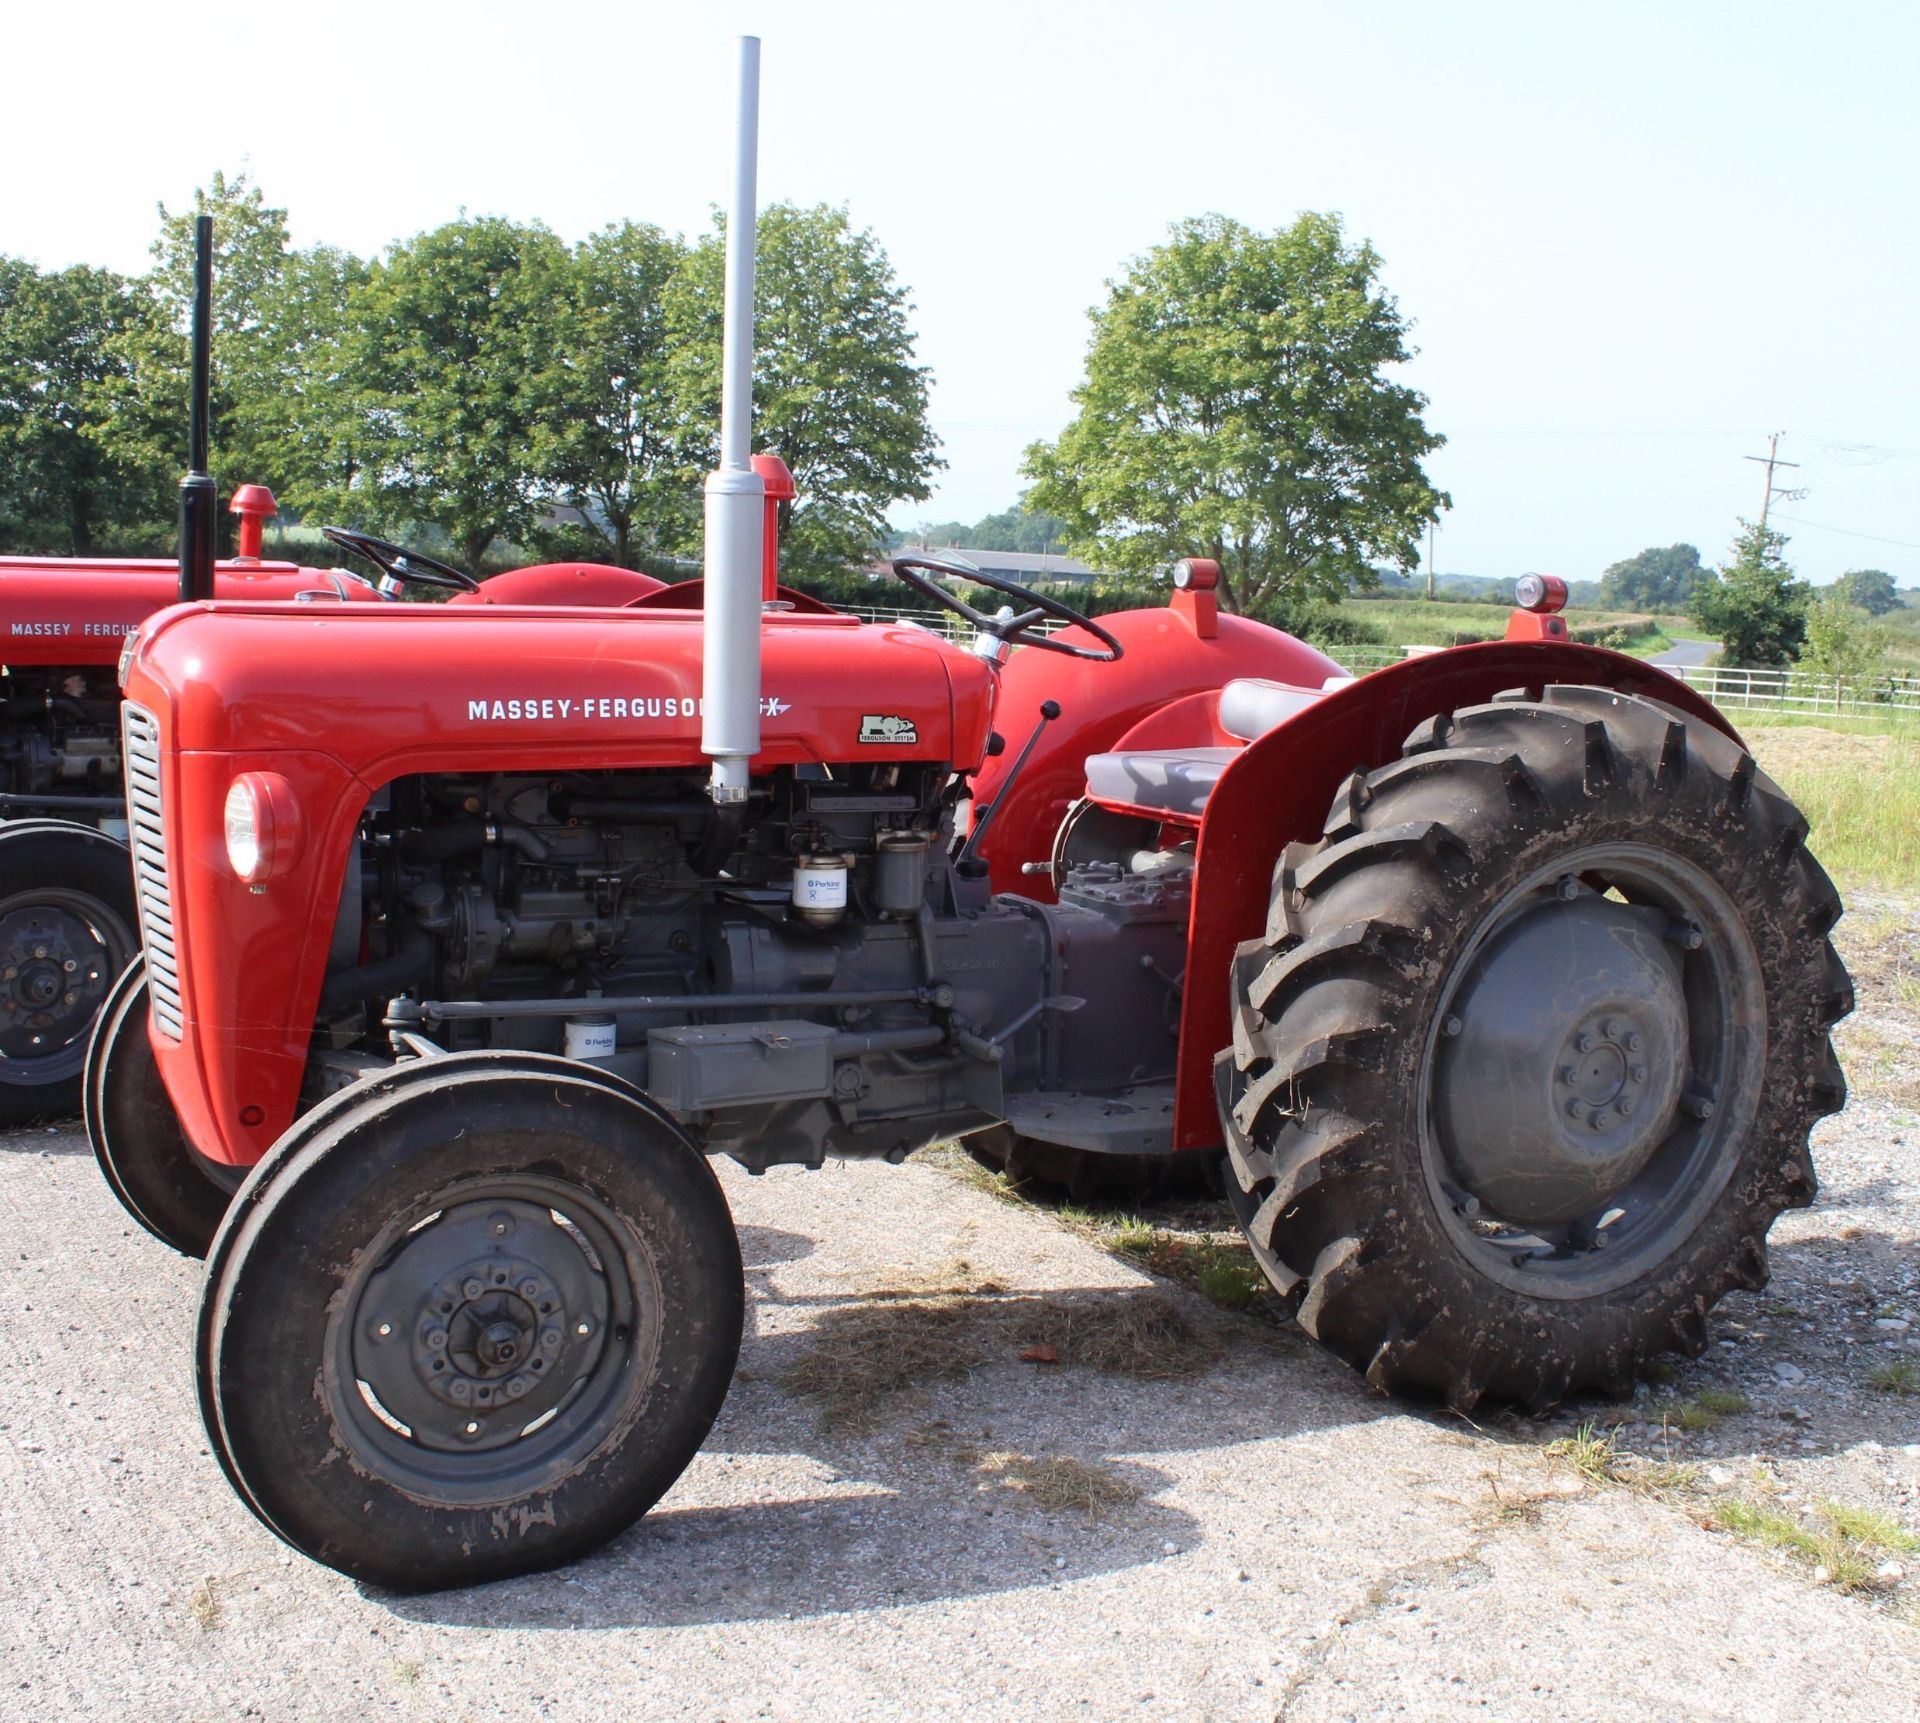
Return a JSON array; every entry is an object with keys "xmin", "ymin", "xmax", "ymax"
[
  {"xmin": 7, "ymin": 620, "xmax": 137, "ymax": 637},
  {"xmin": 462, "ymin": 694, "xmax": 792, "ymax": 723}
]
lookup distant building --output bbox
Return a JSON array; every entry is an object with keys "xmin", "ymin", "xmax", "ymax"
[{"xmin": 877, "ymin": 545, "xmax": 1111, "ymax": 586}]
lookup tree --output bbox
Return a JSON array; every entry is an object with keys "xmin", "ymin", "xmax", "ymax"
[
  {"xmin": 0, "ymin": 258, "xmax": 167, "ymax": 553},
  {"xmin": 541, "ymin": 221, "xmax": 689, "ymax": 569},
  {"xmin": 1834, "ymin": 567, "xmax": 1900, "ymax": 617},
  {"xmin": 668, "ymin": 203, "xmax": 941, "ymax": 582},
  {"xmin": 1801, "ymin": 589, "xmax": 1890, "ymax": 683},
  {"xmin": 1022, "ymin": 212, "xmax": 1446, "ymax": 616},
  {"xmin": 349, "ymin": 216, "xmax": 576, "ymax": 572},
  {"xmin": 1690, "ymin": 520, "xmax": 1808, "ymax": 667},
  {"xmin": 1598, "ymin": 544, "xmax": 1705, "ymax": 612}
]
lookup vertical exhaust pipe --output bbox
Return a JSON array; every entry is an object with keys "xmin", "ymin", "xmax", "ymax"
[
  {"xmin": 701, "ymin": 34, "xmax": 766, "ymax": 805},
  {"xmin": 177, "ymin": 214, "xmax": 218, "ymax": 604}
]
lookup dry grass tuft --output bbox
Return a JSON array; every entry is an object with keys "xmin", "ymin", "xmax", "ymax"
[
  {"xmin": 777, "ymin": 1297, "xmax": 994, "ymax": 1430},
  {"xmin": 1016, "ymin": 1292, "xmax": 1225, "ymax": 1381},
  {"xmin": 188, "ymin": 1579, "xmax": 221, "ymax": 1633},
  {"xmin": 973, "ymin": 1450, "xmax": 1144, "ymax": 1518},
  {"xmin": 1544, "ymin": 1421, "xmax": 1622, "ymax": 1486}
]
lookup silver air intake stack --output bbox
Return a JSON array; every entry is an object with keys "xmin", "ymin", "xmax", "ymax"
[{"xmin": 701, "ymin": 34, "xmax": 766, "ymax": 806}]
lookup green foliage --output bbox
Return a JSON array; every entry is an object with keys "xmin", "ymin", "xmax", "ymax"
[
  {"xmin": 668, "ymin": 204, "xmax": 941, "ymax": 584},
  {"xmin": 540, "ymin": 221, "xmax": 690, "ymax": 569},
  {"xmin": 1599, "ymin": 543, "xmax": 1705, "ymax": 611},
  {"xmin": 1834, "ymin": 567, "xmax": 1900, "ymax": 616},
  {"xmin": 1801, "ymin": 590, "xmax": 1891, "ymax": 682},
  {"xmin": 1024, "ymin": 211, "xmax": 1447, "ymax": 615},
  {"xmin": 349, "ymin": 216, "xmax": 577, "ymax": 571},
  {"xmin": 0, "ymin": 257, "xmax": 168, "ymax": 552},
  {"xmin": 1690, "ymin": 520, "xmax": 1808, "ymax": 667}
]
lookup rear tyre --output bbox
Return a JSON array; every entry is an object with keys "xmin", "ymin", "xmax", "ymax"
[
  {"xmin": 1219, "ymin": 686, "xmax": 1851, "ymax": 1410},
  {"xmin": 199, "ymin": 1056, "xmax": 744, "ymax": 1591},
  {"xmin": 0, "ymin": 821, "xmax": 137, "ymax": 1126},
  {"xmin": 86, "ymin": 958, "xmax": 237, "ymax": 1256}
]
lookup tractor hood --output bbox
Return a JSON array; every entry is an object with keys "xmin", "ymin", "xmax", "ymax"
[
  {"xmin": 124, "ymin": 601, "xmax": 995, "ymax": 779},
  {"xmin": 0, "ymin": 559, "xmax": 377, "ymax": 667}
]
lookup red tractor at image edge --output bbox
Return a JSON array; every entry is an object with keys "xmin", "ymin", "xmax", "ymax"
[
  {"xmin": 0, "ymin": 485, "xmax": 672, "ymax": 1123},
  {"xmin": 88, "ymin": 38, "xmax": 1850, "ymax": 1593}
]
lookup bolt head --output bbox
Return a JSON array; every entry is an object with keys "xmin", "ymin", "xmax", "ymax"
[
  {"xmin": 1601, "ymin": 1019, "xmax": 1619, "ymax": 1041},
  {"xmin": 1589, "ymin": 1111, "xmax": 1607, "ymax": 1130},
  {"xmin": 1632, "ymin": 1065, "xmax": 1648, "ymax": 1083},
  {"xmin": 1575, "ymin": 1032, "xmax": 1593, "ymax": 1052},
  {"xmin": 1557, "ymin": 877, "xmax": 1580, "ymax": 901},
  {"xmin": 449, "ymin": 1379, "xmax": 471, "ymax": 1403},
  {"xmin": 519, "ymin": 1278, "xmax": 541, "ymax": 1301},
  {"xmin": 1441, "ymin": 1015, "xmax": 1463, "ymax": 1038},
  {"xmin": 1627, "ymin": 1032, "xmax": 1643, "ymax": 1053},
  {"xmin": 462, "ymin": 1278, "xmax": 485, "ymax": 1300},
  {"xmin": 1560, "ymin": 1066, "xmax": 1577, "ymax": 1085},
  {"xmin": 1617, "ymin": 1097, "xmax": 1634, "ymax": 1117},
  {"xmin": 1566, "ymin": 1099, "xmax": 1583, "ymax": 1119}
]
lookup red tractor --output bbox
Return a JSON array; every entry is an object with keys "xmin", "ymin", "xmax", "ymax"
[
  {"xmin": 0, "ymin": 226, "xmax": 665, "ymax": 1125},
  {"xmin": 91, "ymin": 41, "xmax": 1848, "ymax": 1591}
]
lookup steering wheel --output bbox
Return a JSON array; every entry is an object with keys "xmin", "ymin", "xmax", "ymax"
[
  {"xmin": 889, "ymin": 555, "xmax": 1123, "ymax": 663},
  {"xmin": 320, "ymin": 527, "xmax": 481, "ymax": 594}
]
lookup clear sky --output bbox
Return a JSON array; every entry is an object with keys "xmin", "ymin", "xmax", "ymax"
[{"xmin": 10, "ymin": 0, "xmax": 1916, "ymax": 585}]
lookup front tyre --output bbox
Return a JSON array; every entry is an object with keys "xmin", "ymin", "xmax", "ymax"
[
  {"xmin": 200, "ymin": 1058, "xmax": 744, "ymax": 1591},
  {"xmin": 86, "ymin": 958, "xmax": 237, "ymax": 1256},
  {"xmin": 1219, "ymin": 686, "xmax": 1852, "ymax": 1410}
]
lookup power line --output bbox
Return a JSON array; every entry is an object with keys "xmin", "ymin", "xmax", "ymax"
[{"xmin": 1771, "ymin": 513, "xmax": 1920, "ymax": 553}]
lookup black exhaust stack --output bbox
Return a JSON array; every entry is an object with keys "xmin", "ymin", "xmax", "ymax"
[{"xmin": 177, "ymin": 214, "xmax": 217, "ymax": 603}]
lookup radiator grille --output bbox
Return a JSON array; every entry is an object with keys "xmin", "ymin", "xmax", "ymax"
[{"xmin": 121, "ymin": 703, "xmax": 183, "ymax": 1039}]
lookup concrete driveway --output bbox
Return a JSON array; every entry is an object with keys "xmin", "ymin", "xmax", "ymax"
[{"xmin": 4, "ymin": 1062, "xmax": 1917, "ymax": 1720}]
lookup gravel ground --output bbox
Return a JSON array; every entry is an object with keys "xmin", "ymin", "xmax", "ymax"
[{"xmin": 1, "ymin": 901, "xmax": 1916, "ymax": 1721}]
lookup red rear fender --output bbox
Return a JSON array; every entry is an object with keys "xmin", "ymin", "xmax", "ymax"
[{"xmin": 1168, "ymin": 643, "xmax": 1738, "ymax": 1150}]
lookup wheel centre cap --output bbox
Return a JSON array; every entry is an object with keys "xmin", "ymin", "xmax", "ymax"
[{"xmin": 1433, "ymin": 894, "xmax": 1691, "ymax": 1228}]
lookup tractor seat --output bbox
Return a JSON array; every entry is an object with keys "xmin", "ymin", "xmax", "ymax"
[{"xmin": 1082, "ymin": 676, "xmax": 1350, "ymax": 820}]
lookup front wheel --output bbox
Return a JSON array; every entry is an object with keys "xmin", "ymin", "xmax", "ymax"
[
  {"xmin": 199, "ymin": 1055, "xmax": 744, "ymax": 1590},
  {"xmin": 1219, "ymin": 686, "xmax": 1851, "ymax": 1410},
  {"xmin": 0, "ymin": 821, "xmax": 137, "ymax": 1125},
  {"xmin": 86, "ymin": 958, "xmax": 237, "ymax": 1256}
]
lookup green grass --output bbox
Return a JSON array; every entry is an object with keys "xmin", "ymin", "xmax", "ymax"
[
  {"xmin": 1712, "ymin": 1499, "xmax": 1916, "ymax": 1593},
  {"xmin": 1745, "ymin": 727, "xmax": 1920, "ymax": 892},
  {"xmin": 1344, "ymin": 595, "xmax": 1671, "ymax": 655},
  {"xmin": 1870, "ymin": 1358, "xmax": 1920, "ymax": 1396}
]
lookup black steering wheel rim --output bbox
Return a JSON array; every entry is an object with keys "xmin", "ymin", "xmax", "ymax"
[
  {"xmin": 320, "ymin": 527, "xmax": 481, "ymax": 594},
  {"xmin": 889, "ymin": 555, "xmax": 1122, "ymax": 662}
]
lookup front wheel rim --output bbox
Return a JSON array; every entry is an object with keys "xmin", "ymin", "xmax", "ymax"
[
  {"xmin": 326, "ymin": 1173, "xmax": 657, "ymax": 1505},
  {"xmin": 1419, "ymin": 842, "xmax": 1765, "ymax": 1298}
]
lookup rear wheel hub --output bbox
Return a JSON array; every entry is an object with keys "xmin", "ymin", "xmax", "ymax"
[{"xmin": 1436, "ymin": 894, "xmax": 1688, "ymax": 1227}]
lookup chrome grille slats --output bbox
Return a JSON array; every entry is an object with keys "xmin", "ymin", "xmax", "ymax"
[{"xmin": 121, "ymin": 703, "xmax": 183, "ymax": 1038}]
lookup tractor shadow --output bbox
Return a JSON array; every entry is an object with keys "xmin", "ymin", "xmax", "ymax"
[
  {"xmin": 0, "ymin": 1117, "xmax": 91, "ymax": 1155},
  {"xmin": 384, "ymin": 1228, "xmax": 1391, "ymax": 1628}
]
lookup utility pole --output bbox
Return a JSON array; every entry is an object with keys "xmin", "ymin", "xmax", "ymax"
[{"xmin": 1743, "ymin": 432, "xmax": 1803, "ymax": 529}]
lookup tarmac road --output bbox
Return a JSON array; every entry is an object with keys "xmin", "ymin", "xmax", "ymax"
[
  {"xmin": 1650, "ymin": 638, "xmax": 1716, "ymax": 667},
  {"xmin": 3, "ymin": 1096, "xmax": 1917, "ymax": 1722}
]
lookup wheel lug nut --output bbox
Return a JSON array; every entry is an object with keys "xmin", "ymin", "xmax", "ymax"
[
  {"xmin": 462, "ymin": 1278, "xmax": 485, "ymax": 1300},
  {"xmin": 62, "ymin": 959, "xmax": 76, "ymax": 973},
  {"xmin": 32, "ymin": 946, "xmax": 47, "ymax": 960},
  {"xmin": 1601, "ymin": 1020, "xmax": 1618, "ymax": 1041},
  {"xmin": 506, "ymin": 1378, "xmax": 530, "ymax": 1399},
  {"xmin": 1560, "ymin": 1066, "xmax": 1577, "ymax": 1085},
  {"xmin": 425, "ymin": 1328, "xmax": 447, "ymax": 1351},
  {"xmin": 1575, "ymin": 1032, "xmax": 1593, "ymax": 1052},
  {"xmin": 1632, "ymin": 1065, "xmax": 1648, "ymax": 1083},
  {"xmin": 541, "ymin": 1329, "xmax": 562, "ymax": 1350},
  {"xmin": 1627, "ymin": 1033, "xmax": 1643, "ymax": 1052},
  {"xmin": 449, "ymin": 1380, "xmax": 472, "ymax": 1403},
  {"xmin": 1589, "ymin": 1111, "xmax": 1607, "ymax": 1129},
  {"xmin": 1616, "ymin": 1097, "xmax": 1634, "ymax": 1117},
  {"xmin": 1566, "ymin": 1099, "xmax": 1583, "ymax": 1119},
  {"xmin": 1684, "ymin": 1092, "xmax": 1716, "ymax": 1119},
  {"xmin": 519, "ymin": 1279, "xmax": 541, "ymax": 1301}
]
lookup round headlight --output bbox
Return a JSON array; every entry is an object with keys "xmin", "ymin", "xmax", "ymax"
[{"xmin": 224, "ymin": 772, "xmax": 303, "ymax": 885}]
